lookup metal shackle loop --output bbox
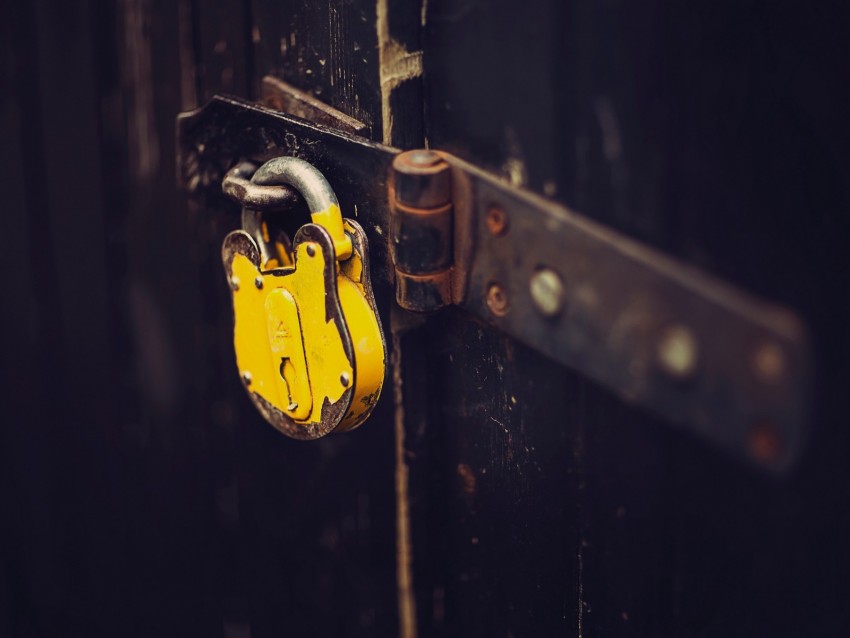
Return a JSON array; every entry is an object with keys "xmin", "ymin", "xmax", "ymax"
[
  {"xmin": 252, "ymin": 157, "xmax": 353, "ymax": 260},
  {"xmin": 223, "ymin": 161, "xmax": 300, "ymax": 211}
]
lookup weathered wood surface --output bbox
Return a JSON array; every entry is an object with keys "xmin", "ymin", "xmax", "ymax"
[{"xmin": 1, "ymin": 1, "xmax": 849, "ymax": 637}]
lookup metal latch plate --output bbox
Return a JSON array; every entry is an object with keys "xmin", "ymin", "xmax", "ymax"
[{"xmin": 178, "ymin": 95, "xmax": 811, "ymax": 470}]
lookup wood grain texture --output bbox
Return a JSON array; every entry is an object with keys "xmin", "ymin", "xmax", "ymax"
[
  {"xmin": 422, "ymin": 0, "xmax": 850, "ymax": 636},
  {"xmin": 1, "ymin": 1, "xmax": 219, "ymax": 635},
  {"xmin": 414, "ymin": 1, "xmax": 585, "ymax": 635},
  {"xmin": 2, "ymin": 0, "xmax": 849, "ymax": 636},
  {"xmin": 250, "ymin": 0, "xmax": 383, "ymax": 138}
]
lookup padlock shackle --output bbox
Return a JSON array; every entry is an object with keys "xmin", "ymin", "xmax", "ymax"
[
  {"xmin": 223, "ymin": 161, "xmax": 300, "ymax": 210},
  {"xmin": 252, "ymin": 157, "xmax": 353, "ymax": 260}
]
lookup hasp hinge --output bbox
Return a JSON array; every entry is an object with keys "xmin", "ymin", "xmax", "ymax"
[{"xmin": 177, "ymin": 93, "xmax": 811, "ymax": 472}]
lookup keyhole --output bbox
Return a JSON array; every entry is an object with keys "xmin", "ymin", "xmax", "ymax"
[{"xmin": 279, "ymin": 358, "xmax": 298, "ymax": 411}]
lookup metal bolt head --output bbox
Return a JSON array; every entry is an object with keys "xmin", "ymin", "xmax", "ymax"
[
  {"xmin": 306, "ymin": 243, "xmax": 316, "ymax": 257},
  {"xmin": 254, "ymin": 276, "xmax": 264, "ymax": 290},
  {"xmin": 340, "ymin": 372, "xmax": 351, "ymax": 387},
  {"xmin": 530, "ymin": 268, "xmax": 564, "ymax": 318},
  {"xmin": 230, "ymin": 276, "xmax": 240, "ymax": 291},
  {"xmin": 486, "ymin": 205, "xmax": 509, "ymax": 236},
  {"xmin": 657, "ymin": 325, "xmax": 699, "ymax": 379},
  {"xmin": 486, "ymin": 283, "xmax": 509, "ymax": 316},
  {"xmin": 242, "ymin": 371, "xmax": 252, "ymax": 386}
]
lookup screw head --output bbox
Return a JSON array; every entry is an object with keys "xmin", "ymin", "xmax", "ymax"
[
  {"xmin": 529, "ymin": 268, "xmax": 564, "ymax": 318},
  {"xmin": 306, "ymin": 243, "xmax": 316, "ymax": 257},
  {"xmin": 340, "ymin": 372, "xmax": 351, "ymax": 387},
  {"xmin": 242, "ymin": 371, "xmax": 252, "ymax": 385},
  {"xmin": 254, "ymin": 276, "xmax": 264, "ymax": 290},
  {"xmin": 486, "ymin": 283, "xmax": 509, "ymax": 316},
  {"xmin": 656, "ymin": 325, "xmax": 699, "ymax": 379},
  {"xmin": 230, "ymin": 276, "xmax": 240, "ymax": 291},
  {"xmin": 486, "ymin": 206, "xmax": 509, "ymax": 236}
]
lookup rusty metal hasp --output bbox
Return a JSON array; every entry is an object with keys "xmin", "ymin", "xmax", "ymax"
[{"xmin": 178, "ymin": 94, "xmax": 811, "ymax": 471}]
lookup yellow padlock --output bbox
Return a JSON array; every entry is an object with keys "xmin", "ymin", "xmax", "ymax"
[{"xmin": 221, "ymin": 157, "xmax": 386, "ymax": 439}]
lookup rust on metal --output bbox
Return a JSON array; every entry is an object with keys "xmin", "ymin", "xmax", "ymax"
[
  {"xmin": 486, "ymin": 205, "xmax": 509, "ymax": 236},
  {"xmin": 486, "ymin": 282, "xmax": 509, "ymax": 316},
  {"xmin": 390, "ymin": 150, "xmax": 454, "ymax": 312}
]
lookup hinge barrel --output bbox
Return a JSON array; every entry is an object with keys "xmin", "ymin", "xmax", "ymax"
[{"xmin": 390, "ymin": 151, "xmax": 454, "ymax": 312}]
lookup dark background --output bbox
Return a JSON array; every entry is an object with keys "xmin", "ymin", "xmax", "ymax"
[{"xmin": 1, "ymin": 0, "xmax": 849, "ymax": 637}]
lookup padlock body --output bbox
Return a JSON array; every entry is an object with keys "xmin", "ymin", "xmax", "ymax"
[{"xmin": 222, "ymin": 221, "xmax": 385, "ymax": 439}]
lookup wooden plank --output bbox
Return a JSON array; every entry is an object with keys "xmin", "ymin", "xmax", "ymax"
[
  {"xmin": 249, "ymin": 0, "xmax": 390, "ymax": 140},
  {"xmin": 400, "ymin": 313, "xmax": 580, "ymax": 636},
  {"xmin": 571, "ymin": 2, "xmax": 850, "ymax": 636},
  {"xmin": 410, "ymin": 1, "xmax": 584, "ymax": 634},
  {"xmin": 3, "ymin": 0, "xmax": 848, "ymax": 635},
  {"xmin": 423, "ymin": 0, "xmax": 571, "ymax": 196},
  {"xmin": 219, "ymin": 1, "xmax": 426, "ymax": 635},
  {"xmin": 1, "ymin": 1, "xmax": 220, "ymax": 634},
  {"xmin": 0, "ymin": 2, "xmax": 51, "ymax": 633},
  {"xmin": 201, "ymin": 2, "xmax": 429, "ymax": 635},
  {"xmin": 0, "ymin": 1, "xmax": 126, "ymax": 634},
  {"xmin": 115, "ymin": 1, "xmax": 223, "ymax": 635},
  {"xmin": 193, "ymin": 0, "xmax": 253, "ymax": 101}
]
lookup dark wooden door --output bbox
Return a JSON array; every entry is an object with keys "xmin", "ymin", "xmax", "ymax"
[{"xmin": 2, "ymin": 1, "xmax": 849, "ymax": 637}]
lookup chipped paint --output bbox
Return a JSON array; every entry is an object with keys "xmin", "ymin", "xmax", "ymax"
[{"xmin": 376, "ymin": 0, "xmax": 423, "ymax": 144}]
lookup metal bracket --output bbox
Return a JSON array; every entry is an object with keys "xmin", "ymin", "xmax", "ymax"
[{"xmin": 177, "ymin": 94, "xmax": 811, "ymax": 472}]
